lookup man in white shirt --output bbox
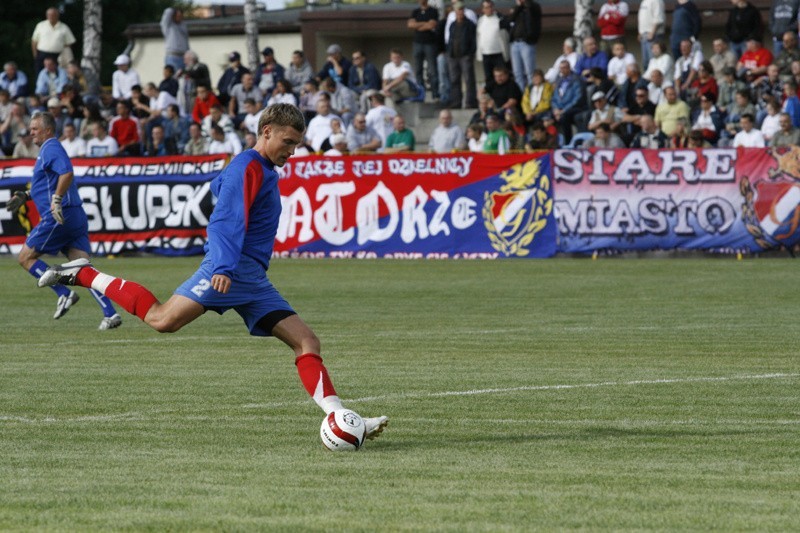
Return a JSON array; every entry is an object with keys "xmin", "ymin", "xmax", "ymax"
[
  {"xmin": 240, "ymin": 99, "xmax": 264, "ymax": 135},
  {"xmin": 382, "ymin": 48, "xmax": 418, "ymax": 103},
  {"xmin": 365, "ymin": 92, "xmax": 397, "ymax": 148},
  {"xmin": 545, "ymin": 38, "xmax": 579, "ymax": 84},
  {"xmin": 111, "ymin": 54, "xmax": 141, "ymax": 102},
  {"xmin": 476, "ymin": 0, "xmax": 510, "ymax": 84},
  {"xmin": 637, "ymin": 0, "xmax": 665, "ymax": 70},
  {"xmin": 674, "ymin": 38, "xmax": 703, "ymax": 96},
  {"xmin": 86, "ymin": 122, "xmax": 119, "ymax": 157},
  {"xmin": 306, "ymin": 97, "xmax": 342, "ymax": 152},
  {"xmin": 31, "ymin": 7, "xmax": 76, "ymax": 73},
  {"xmin": 207, "ymin": 124, "xmax": 241, "ymax": 155},
  {"xmin": 644, "ymin": 41, "xmax": 674, "ymax": 81},
  {"xmin": 732, "ymin": 113, "xmax": 765, "ymax": 147},
  {"xmin": 607, "ymin": 42, "xmax": 636, "ymax": 86},
  {"xmin": 60, "ymin": 123, "xmax": 86, "ymax": 157},
  {"xmin": 346, "ymin": 112, "xmax": 383, "ymax": 152},
  {"xmin": 647, "ymin": 69, "xmax": 673, "ymax": 106},
  {"xmin": 428, "ymin": 109, "xmax": 466, "ymax": 153},
  {"xmin": 201, "ymin": 104, "xmax": 235, "ymax": 140}
]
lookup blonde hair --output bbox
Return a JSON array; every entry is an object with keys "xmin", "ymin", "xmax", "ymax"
[{"xmin": 256, "ymin": 104, "xmax": 305, "ymax": 137}]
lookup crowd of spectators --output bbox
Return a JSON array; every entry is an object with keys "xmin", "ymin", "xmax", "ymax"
[{"xmin": 3, "ymin": 1, "xmax": 800, "ymax": 160}]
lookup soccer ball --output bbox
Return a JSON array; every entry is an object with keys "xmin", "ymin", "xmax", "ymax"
[{"xmin": 320, "ymin": 409, "xmax": 366, "ymax": 451}]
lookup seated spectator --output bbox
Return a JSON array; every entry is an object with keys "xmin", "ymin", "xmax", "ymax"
[
  {"xmin": 770, "ymin": 112, "xmax": 800, "ymax": 147},
  {"xmin": 183, "ymin": 122, "xmax": 207, "ymax": 155},
  {"xmin": 384, "ymin": 115, "xmax": 416, "ymax": 153},
  {"xmin": 86, "ymin": 121, "xmax": 118, "ymax": 156},
  {"xmin": 60, "ymin": 122, "xmax": 86, "ymax": 157},
  {"xmin": 654, "ymin": 86, "xmax": 690, "ymax": 137},
  {"xmin": 47, "ymin": 97, "xmax": 72, "ymax": 138},
  {"xmin": 322, "ymin": 77, "xmax": 357, "ymax": 127},
  {"xmin": 12, "ymin": 128, "xmax": 40, "ymax": 158},
  {"xmin": 129, "ymin": 84, "xmax": 151, "ymax": 121},
  {"xmin": 587, "ymin": 91, "xmax": 622, "ymax": 135},
  {"xmin": 228, "ymin": 72, "xmax": 261, "ymax": 125},
  {"xmin": 669, "ymin": 118, "xmax": 690, "ymax": 148},
  {"xmin": 0, "ymin": 61, "xmax": 29, "ymax": 99},
  {"xmin": 646, "ymin": 69, "xmax": 672, "ymax": 106},
  {"xmin": 760, "ymin": 101, "xmax": 782, "ymax": 142},
  {"xmin": 323, "ymin": 133, "xmax": 349, "ymax": 156},
  {"xmin": 322, "ymin": 118, "xmax": 347, "ymax": 152},
  {"xmin": 617, "ymin": 63, "xmax": 647, "ymax": 111},
  {"xmin": 644, "ymin": 41, "xmax": 674, "ymax": 81},
  {"xmin": 139, "ymin": 81, "xmax": 179, "ymax": 126},
  {"xmin": 674, "ymin": 38, "xmax": 703, "ymax": 98},
  {"xmin": 732, "ymin": 113, "xmax": 765, "ymax": 147},
  {"xmin": 109, "ymin": 100, "xmax": 141, "ymax": 156},
  {"xmin": 575, "ymin": 36, "xmax": 609, "ymax": 80},
  {"xmin": 521, "ymin": 69, "xmax": 553, "ymax": 124},
  {"xmin": 315, "ymin": 43, "xmax": 352, "ymax": 87},
  {"xmin": 144, "ymin": 124, "xmax": 177, "ymax": 156},
  {"xmin": 180, "ymin": 50, "xmax": 212, "ymax": 109},
  {"xmin": 286, "ymin": 50, "xmax": 314, "ymax": 98},
  {"xmin": 687, "ymin": 60, "xmax": 718, "ymax": 110},
  {"xmin": 775, "ymin": 31, "xmax": 800, "ymax": 77},
  {"xmin": 191, "ymin": 84, "xmax": 221, "ymax": 124},
  {"xmin": 239, "ymin": 98, "xmax": 263, "ymax": 135},
  {"xmin": 687, "ymin": 129, "xmax": 710, "ymax": 148},
  {"xmin": 0, "ymin": 101, "xmax": 29, "ymax": 155},
  {"xmin": 429, "ymin": 109, "xmax": 465, "ymax": 153},
  {"xmin": 299, "ymin": 79, "xmax": 323, "ymax": 123},
  {"xmin": 482, "ymin": 113, "xmax": 509, "ymax": 154},
  {"xmin": 78, "ymin": 102, "xmax": 103, "ymax": 140},
  {"xmin": 346, "ymin": 112, "xmax": 382, "ymax": 153},
  {"xmin": 158, "ymin": 65, "xmax": 179, "ymax": 98},
  {"xmin": 348, "ymin": 50, "xmax": 381, "ymax": 113},
  {"xmin": 584, "ymin": 66, "xmax": 619, "ymax": 110},
  {"xmin": 504, "ymin": 118, "xmax": 524, "ymax": 151},
  {"xmin": 59, "ymin": 84, "xmax": 84, "ymax": 125},
  {"xmin": 525, "ymin": 121, "xmax": 557, "ymax": 150},
  {"xmin": 201, "ymin": 104, "xmax": 234, "ymax": 140},
  {"xmin": 690, "ymin": 91, "xmax": 725, "ymax": 145},
  {"xmin": 365, "ymin": 92, "xmax": 397, "ymax": 147},
  {"xmin": 243, "ymin": 131, "xmax": 257, "ymax": 150},
  {"xmin": 736, "ymin": 38, "xmax": 773, "ymax": 82},
  {"xmin": 620, "ymin": 87, "xmax": 657, "ymax": 142},
  {"xmin": 483, "ymin": 65, "xmax": 522, "ymax": 115},
  {"xmin": 266, "ymin": 80, "xmax": 298, "ymax": 108},
  {"xmin": 466, "ymin": 122, "xmax": 487, "ymax": 152},
  {"xmin": 35, "ymin": 57, "xmax": 67, "ymax": 98},
  {"xmin": 752, "ymin": 64, "xmax": 783, "ymax": 123},
  {"xmin": 0, "ymin": 90, "xmax": 11, "ymax": 125},
  {"xmin": 207, "ymin": 124, "xmax": 241, "ymax": 155},
  {"xmin": 382, "ymin": 48, "xmax": 418, "ymax": 103},
  {"xmin": 217, "ymin": 51, "xmax": 250, "ymax": 108},
  {"xmin": 551, "ymin": 60, "xmax": 585, "ymax": 144},
  {"xmin": 111, "ymin": 54, "xmax": 140, "ymax": 102},
  {"xmin": 545, "ymin": 38, "xmax": 579, "ymax": 84},
  {"xmin": 781, "ymin": 80, "xmax": 800, "ymax": 127},
  {"xmin": 584, "ymin": 123, "xmax": 624, "ymax": 148},
  {"xmin": 607, "ymin": 42, "xmax": 636, "ymax": 86},
  {"xmin": 724, "ymin": 88, "xmax": 756, "ymax": 138},
  {"xmin": 469, "ymin": 94, "xmax": 494, "ymax": 127},
  {"xmin": 631, "ymin": 114, "xmax": 668, "ymax": 148},
  {"xmin": 161, "ymin": 103, "xmax": 190, "ymax": 152},
  {"xmin": 306, "ymin": 97, "xmax": 342, "ymax": 152},
  {"xmin": 709, "ymin": 38, "xmax": 737, "ymax": 78},
  {"xmin": 717, "ymin": 66, "xmax": 745, "ymax": 115}
]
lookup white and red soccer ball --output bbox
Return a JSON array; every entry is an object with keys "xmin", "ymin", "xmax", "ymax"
[{"xmin": 320, "ymin": 409, "xmax": 366, "ymax": 451}]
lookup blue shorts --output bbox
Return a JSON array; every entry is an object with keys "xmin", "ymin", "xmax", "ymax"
[
  {"xmin": 26, "ymin": 206, "xmax": 91, "ymax": 256},
  {"xmin": 174, "ymin": 256, "xmax": 295, "ymax": 337}
]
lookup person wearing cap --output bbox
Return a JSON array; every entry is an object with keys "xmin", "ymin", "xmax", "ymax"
[
  {"xmin": 161, "ymin": 7, "xmax": 190, "ymax": 72},
  {"xmin": 587, "ymin": 91, "xmax": 622, "ymax": 134},
  {"xmin": 254, "ymin": 47, "xmax": 286, "ymax": 100},
  {"xmin": 725, "ymin": 0, "xmax": 763, "ymax": 59},
  {"xmin": 34, "ymin": 57, "xmax": 68, "ymax": 99},
  {"xmin": 315, "ymin": 44, "xmax": 352, "ymax": 86},
  {"xmin": 111, "ymin": 54, "xmax": 141, "ymax": 102},
  {"xmin": 218, "ymin": 51, "xmax": 251, "ymax": 108},
  {"xmin": 323, "ymin": 133, "xmax": 349, "ymax": 156},
  {"xmin": 31, "ymin": 7, "xmax": 76, "ymax": 75},
  {"xmin": 12, "ymin": 127, "xmax": 40, "ymax": 159}
]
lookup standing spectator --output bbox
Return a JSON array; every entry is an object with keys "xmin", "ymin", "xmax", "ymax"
[
  {"xmin": 597, "ymin": 0, "xmax": 629, "ymax": 52},
  {"xmin": 709, "ymin": 39, "xmax": 738, "ymax": 78},
  {"xmin": 229, "ymin": 72, "xmax": 261, "ymax": 125},
  {"xmin": 316, "ymin": 44, "xmax": 352, "ymax": 86},
  {"xmin": 322, "ymin": 78, "xmax": 357, "ymax": 127},
  {"xmin": 669, "ymin": 0, "xmax": 701, "ymax": 61},
  {"xmin": 429, "ymin": 109, "xmax": 465, "ymax": 152},
  {"xmin": 12, "ymin": 128, "xmax": 40, "ymax": 158},
  {"xmin": 476, "ymin": 0, "xmax": 511, "ymax": 84},
  {"xmin": 161, "ymin": 7, "xmax": 190, "ymax": 72},
  {"xmin": 436, "ymin": 7, "xmax": 453, "ymax": 106},
  {"xmin": 690, "ymin": 92, "xmax": 725, "ymax": 144},
  {"xmin": 384, "ymin": 115, "xmax": 416, "ymax": 153},
  {"xmin": 674, "ymin": 38, "xmax": 703, "ymax": 98},
  {"xmin": 732, "ymin": 113, "xmax": 765, "ymax": 146},
  {"xmin": 638, "ymin": 0, "xmax": 665, "ymax": 70},
  {"xmin": 191, "ymin": 84, "xmax": 221, "ymax": 125},
  {"xmin": 286, "ymin": 51, "xmax": 314, "ymax": 98},
  {"xmin": 607, "ymin": 42, "xmax": 636, "ymax": 86},
  {"xmin": 408, "ymin": 0, "xmax": 440, "ymax": 100},
  {"xmin": 654, "ymin": 85, "xmax": 690, "ymax": 136},
  {"xmin": 365, "ymin": 92, "xmax": 397, "ymax": 147},
  {"xmin": 254, "ymin": 47, "xmax": 286, "ymax": 100},
  {"xmin": 544, "ymin": 38, "xmax": 579, "ymax": 83},
  {"xmin": 346, "ymin": 112, "xmax": 382, "ymax": 153},
  {"xmin": 109, "ymin": 101, "xmax": 141, "ymax": 156},
  {"xmin": 183, "ymin": 122, "xmax": 207, "ymax": 155},
  {"xmin": 643, "ymin": 41, "xmax": 674, "ymax": 81},
  {"xmin": 382, "ymin": 48, "xmax": 418, "ymax": 104},
  {"xmin": 585, "ymin": 123, "xmax": 625, "ymax": 147},
  {"xmin": 60, "ymin": 123, "xmax": 86, "ymax": 157},
  {"xmin": 111, "ymin": 54, "xmax": 140, "ymax": 103},
  {"xmin": 446, "ymin": 4, "xmax": 478, "ymax": 109},
  {"xmin": 775, "ymin": 32, "xmax": 800, "ymax": 76},
  {"xmin": 631, "ymin": 114, "xmax": 668, "ymax": 148},
  {"xmin": 31, "ymin": 7, "xmax": 76, "ymax": 74},
  {"xmin": 1, "ymin": 62, "xmax": 29, "ymax": 99},
  {"xmin": 769, "ymin": 112, "xmax": 800, "ymax": 146},
  {"xmin": 144, "ymin": 124, "xmax": 177, "ymax": 156},
  {"xmin": 482, "ymin": 113, "xmax": 510, "ymax": 153},
  {"xmin": 348, "ymin": 50, "xmax": 381, "ymax": 113},
  {"xmin": 575, "ymin": 36, "xmax": 609, "ymax": 80},
  {"xmin": 770, "ymin": 0, "xmax": 800, "ymax": 55},
  {"xmin": 521, "ymin": 69, "xmax": 553, "ymax": 124},
  {"xmin": 306, "ymin": 97, "xmax": 341, "ymax": 152},
  {"xmin": 86, "ymin": 122, "xmax": 117, "ymax": 156},
  {"xmin": 726, "ymin": 0, "xmax": 763, "ymax": 59},
  {"xmin": 736, "ymin": 38, "xmax": 774, "ymax": 81},
  {"xmin": 158, "ymin": 65, "xmax": 179, "ymax": 98},
  {"xmin": 35, "ymin": 57, "xmax": 67, "ymax": 99},
  {"xmin": 551, "ymin": 60, "xmax": 584, "ymax": 143},
  {"xmin": 508, "ymin": 0, "xmax": 542, "ymax": 91},
  {"xmin": 217, "ymin": 52, "xmax": 251, "ymax": 108}
]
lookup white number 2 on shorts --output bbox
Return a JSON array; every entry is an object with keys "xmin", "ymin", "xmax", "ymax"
[{"xmin": 190, "ymin": 278, "xmax": 212, "ymax": 297}]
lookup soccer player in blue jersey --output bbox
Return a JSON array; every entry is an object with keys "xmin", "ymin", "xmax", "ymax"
[
  {"xmin": 39, "ymin": 104, "xmax": 388, "ymax": 442},
  {"xmin": 5, "ymin": 112, "xmax": 121, "ymax": 330}
]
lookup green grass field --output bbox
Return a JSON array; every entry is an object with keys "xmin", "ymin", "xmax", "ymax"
[{"xmin": 1, "ymin": 256, "xmax": 799, "ymax": 531}]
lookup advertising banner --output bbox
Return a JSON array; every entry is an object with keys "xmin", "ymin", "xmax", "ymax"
[
  {"xmin": 552, "ymin": 147, "xmax": 800, "ymax": 254},
  {"xmin": 0, "ymin": 155, "xmax": 228, "ymax": 256}
]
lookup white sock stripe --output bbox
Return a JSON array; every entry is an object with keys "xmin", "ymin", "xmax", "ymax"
[
  {"xmin": 91, "ymin": 273, "xmax": 115, "ymax": 294},
  {"xmin": 88, "ymin": 289, "xmax": 108, "ymax": 309}
]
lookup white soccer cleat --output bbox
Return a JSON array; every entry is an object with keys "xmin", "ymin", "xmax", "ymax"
[
  {"xmin": 98, "ymin": 314, "xmax": 122, "ymax": 331},
  {"xmin": 363, "ymin": 415, "xmax": 389, "ymax": 440},
  {"xmin": 38, "ymin": 258, "xmax": 91, "ymax": 288},
  {"xmin": 53, "ymin": 290, "xmax": 79, "ymax": 319}
]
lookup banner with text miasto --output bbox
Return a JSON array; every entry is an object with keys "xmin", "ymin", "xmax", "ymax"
[
  {"xmin": 274, "ymin": 152, "xmax": 556, "ymax": 259},
  {"xmin": 0, "ymin": 155, "xmax": 228, "ymax": 256},
  {"xmin": 552, "ymin": 147, "xmax": 800, "ymax": 254}
]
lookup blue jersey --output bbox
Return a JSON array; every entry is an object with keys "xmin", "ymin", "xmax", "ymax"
[
  {"xmin": 31, "ymin": 137, "xmax": 81, "ymax": 221},
  {"xmin": 204, "ymin": 149, "xmax": 282, "ymax": 278}
]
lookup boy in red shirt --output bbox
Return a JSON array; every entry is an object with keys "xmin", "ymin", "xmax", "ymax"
[
  {"xmin": 109, "ymin": 101, "xmax": 141, "ymax": 156},
  {"xmin": 192, "ymin": 83, "xmax": 221, "ymax": 124}
]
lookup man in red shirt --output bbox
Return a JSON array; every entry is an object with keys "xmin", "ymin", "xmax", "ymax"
[
  {"xmin": 736, "ymin": 38, "xmax": 773, "ymax": 81},
  {"xmin": 192, "ymin": 83, "xmax": 221, "ymax": 124},
  {"xmin": 109, "ymin": 101, "xmax": 141, "ymax": 156}
]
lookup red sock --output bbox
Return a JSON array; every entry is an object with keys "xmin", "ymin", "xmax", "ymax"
[
  {"xmin": 295, "ymin": 353, "xmax": 341, "ymax": 413},
  {"xmin": 78, "ymin": 267, "xmax": 158, "ymax": 321}
]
